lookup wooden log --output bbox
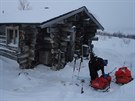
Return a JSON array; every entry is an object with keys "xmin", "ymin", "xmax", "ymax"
[
  {"xmin": 47, "ymin": 27, "xmax": 59, "ymax": 33},
  {"xmin": 18, "ymin": 59, "xmax": 28, "ymax": 64},
  {"xmin": 0, "ymin": 35, "xmax": 6, "ymax": 38},
  {"xmin": 17, "ymin": 52, "xmax": 29, "ymax": 59},
  {"xmin": 66, "ymin": 14, "xmax": 79, "ymax": 22},
  {"xmin": 37, "ymin": 43, "xmax": 59, "ymax": 49},
  {"xmin": 0, "ymin": 48, "xmax": 17, "ymax": 60},
  {"xmin": 60, "ymin": 42, "xmax": 67, "ymax": 46},
  {"xmin": 44, "ymin": 37, "xmax": 55, "ymax": 43},
  {"xmin": 0, "ymin": 39, "xmax": 6, "ymax": 43},
  {"xmin": 62, "ymin": 27, "xmax": 75, "ymax": 33},
  {"xmin": 90, "ymin": 36, "xmax": 98, "ymax": 41}
]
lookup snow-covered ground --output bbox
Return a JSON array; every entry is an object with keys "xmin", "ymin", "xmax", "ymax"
[{"xmin": 0, "ymin": 35, "xmax": 135, "ymax": 101}]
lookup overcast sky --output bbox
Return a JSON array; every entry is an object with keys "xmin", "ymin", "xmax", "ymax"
[
  {"xmin": 66, "ymin": 0, "xmax": 135, "ymax": 34},
  {"xmin": 0, "ymin": 0, "xmax": 135, "ymax": 34},
  {"xmin": 83, "ymin": 0, "xmax": 135, "ymax": 34}
]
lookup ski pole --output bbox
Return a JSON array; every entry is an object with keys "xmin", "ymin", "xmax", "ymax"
[
  {"xmin": 108, "ymin": 67, "xmax": 117, "ymax": 75},
  {"xmin": 73, "ymin": 56, "xmax": 77, "ymax": 73},
  {"xmin": 71, "ymin": 56, "xmax": 77, "ymax": 83},
  {"xmin": 81, "ymin": 79, "xmax": 85, "ymax": 94},
  {"xmin": 78, "ymin": 57, "xmax": 83, "ymax": 78}
]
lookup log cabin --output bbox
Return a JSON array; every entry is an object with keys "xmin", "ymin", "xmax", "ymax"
[{"xmin": 0, "ymin": 6, "xmax": 104, "ymax": 70}]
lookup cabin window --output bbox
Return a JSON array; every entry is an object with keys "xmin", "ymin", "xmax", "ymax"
[
  {"xmin": 6, "ymin": 26, "xmax": 19, "ymax": 47},
  {"xmin": 0, "ymin": 25, "xmax": 6, "ymax": 44}
]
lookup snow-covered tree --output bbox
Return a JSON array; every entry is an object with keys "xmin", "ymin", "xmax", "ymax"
[{"xmin": 18, "ymin": 0, "xmax": 32, "ymax": 10}]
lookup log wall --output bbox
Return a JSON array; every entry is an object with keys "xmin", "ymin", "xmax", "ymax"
[
  {"xmin": 36, "ymin": 22, "xmax": 75, "ymax": 70},
  {"xmin": 0, "ymin": 13, "xmax": 98, "ymax": 70}
]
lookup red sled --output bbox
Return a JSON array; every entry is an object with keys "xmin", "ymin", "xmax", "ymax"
[
  {"xmin": 115, "ymin": 67, "xmax": 133, "ymax": 84},
  {"xmin": 91, "ymin": 74, "xmax": 112, "ymax": 90}
]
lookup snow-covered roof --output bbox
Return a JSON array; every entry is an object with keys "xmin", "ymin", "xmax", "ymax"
[
  {"xmin": 41, "ymin": 6, "xmax": 104, "ymax": 30},
  {"xmin": 0, "ymin": 1, "xmax": 80, "ymax": 23},
  {"xmin": 0, "ymin": 0, "xmax": 104, "ymax": 30}
]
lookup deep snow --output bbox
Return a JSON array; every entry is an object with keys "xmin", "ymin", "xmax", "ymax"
[{"xmin": 0, "ymin": 35, "xmax": 135, "ymax": 101}]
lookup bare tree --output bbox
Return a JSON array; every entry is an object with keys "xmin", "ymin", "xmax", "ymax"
[{"xmin": 18, "ymin": 0, "xmax": 32, "ymax": 10}]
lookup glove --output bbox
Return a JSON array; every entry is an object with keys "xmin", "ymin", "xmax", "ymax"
[{"xmin": 102, "ymin": 74, "xmax": 109, "ymax": 78}]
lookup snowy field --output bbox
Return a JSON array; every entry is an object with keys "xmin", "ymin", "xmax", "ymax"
[{"xmin": 0, "ymin": 35, "xmax": 135, "ymax": 101}]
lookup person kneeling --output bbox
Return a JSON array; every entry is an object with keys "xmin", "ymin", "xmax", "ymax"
[{"xmin": 88, "ymin": 52, "xmax": 108, "ymax": 82}]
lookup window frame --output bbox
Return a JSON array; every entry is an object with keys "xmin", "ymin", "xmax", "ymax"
[{"xmin": 5, "ymin": 26, "xmax": 19, "ymax": 48}]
